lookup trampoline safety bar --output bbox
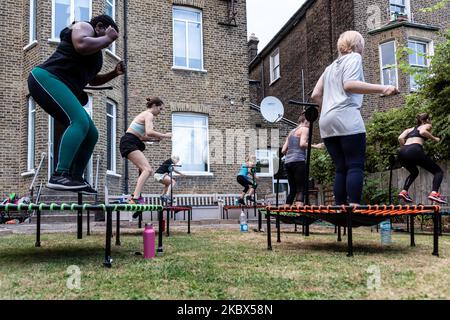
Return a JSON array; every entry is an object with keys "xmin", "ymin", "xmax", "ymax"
[
  {"xmin": 0, "ymin": 203, "xmax": 164, "ymax": 268},
  {"xmin": 263, "ymin": 204, "xmax": 441, "ymax": 257}
]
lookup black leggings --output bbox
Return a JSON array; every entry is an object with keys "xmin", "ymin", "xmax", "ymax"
[
  {"xmin": 237, "ymin": 175, "xmax": 252, "ymax": 193},
  {"xmin": 285, "ymin": 161, "xmax": 305, "ymax": 205},
  {"xmin": 397, "ymin": 143, "xmax": 443, "ymax": 192}
]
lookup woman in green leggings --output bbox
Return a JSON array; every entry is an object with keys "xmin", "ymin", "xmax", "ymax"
[{"xmin": 28, "ymin": 15, "xmax": 124, "ymax": 193}]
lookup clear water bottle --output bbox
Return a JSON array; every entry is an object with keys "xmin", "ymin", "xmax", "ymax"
[
  {"xmin": 380, "ymin": 220, "xmax": 392, "ymax": 245},
  {"xmin": 240, "ymin": 210, "xmax": 248, "ymax": 232}
]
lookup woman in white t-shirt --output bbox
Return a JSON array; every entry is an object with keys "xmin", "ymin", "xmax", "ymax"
[{"xmin": 311, "ymin": 31, "xmax": 399, "ymax": 206}]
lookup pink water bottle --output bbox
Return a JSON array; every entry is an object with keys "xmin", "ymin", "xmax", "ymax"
[{"xmin": 143, "ymin": 223, "xmax": 155, "ymax": 259}]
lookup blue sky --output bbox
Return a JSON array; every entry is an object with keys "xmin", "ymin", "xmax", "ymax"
[{"xmin": 246, "ymin": 0, "xmax": 306, "ymax": 52}]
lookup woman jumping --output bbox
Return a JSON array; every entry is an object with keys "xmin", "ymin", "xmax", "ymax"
[
  {"xmin": 28, "ymin": 15, "xmax": 124, "ymax": 193},
  {"xmin": 236, "ymin": 155, "xmax": 257, "ymax": 205},
  {"xmin": 311, "ymin": 30, "xmax": 399, "ymax": 206},
  {"xmin": 154, "ymin": 155, "xmax": 185, "ymax": 204},
  {"xmin": 119, "ymin": 97, "xmax": 171, "ymax": 204},
  {"xmin": 397, "ymin": 113, "xmax": 446, "ymax": 204}
]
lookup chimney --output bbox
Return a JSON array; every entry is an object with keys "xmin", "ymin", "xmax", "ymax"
[{"xmin": 247, "ymin": 33, "xmax": 259, "ymax": 63}]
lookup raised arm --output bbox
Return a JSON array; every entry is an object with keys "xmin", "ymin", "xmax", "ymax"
[
  {"xmin": 71, "ymin": 22, "xmax": 117, "ymax": 56},
  {"xmin": 419, "ymin": 124, "xmax": 440, "ymax": 142},
  {"xmin": 398, "ymin": 128, "xmax": 412, "ymax": 146},
  {"xmin": 343, "ymin": 81, "xmax": 399, "ymax": 96},
  {"xmin": 89, "ymin": 61, "xmax": 125, "ymax": 86}
]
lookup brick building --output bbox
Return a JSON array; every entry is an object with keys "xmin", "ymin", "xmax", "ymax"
[
  {"xmin": 247, "ymin": 0, "xmax": 450, "ymax": 195},
  {"xmin": 0, "ymin": 0, "xmax": 261, "ymax": 200}
]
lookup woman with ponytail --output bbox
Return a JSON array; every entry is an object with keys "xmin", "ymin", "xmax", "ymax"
[{"xmin": 397, "ymin": 113, "xmax": 446, "ymax": 204}]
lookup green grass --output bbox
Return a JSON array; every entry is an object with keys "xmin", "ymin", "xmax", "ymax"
[{"xmin": 0, "ymin": 225, "xmax": 449, "ymax": 300}]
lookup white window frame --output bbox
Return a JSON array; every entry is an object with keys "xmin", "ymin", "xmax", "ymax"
[
  {"xmin": 389, "ymin": 0, "xmax": 411, "ymax": 19},
  {"xmin": 29, "ymin": 0, "xmax": 37, "ymax": 44},
  {"xmin": 408, "ymin": 39, "xmax": 433, "ymax": 92},
  {"xmin": 26, "ymin": 98, "xmax": 36, "ymax": 173},
  {"xmin": 172, "ymin": 6, "xmax": 204, "ymax": 71},
  {"xmin": 269, "ymin": 48, "xmax": 280, "ymax": 84},
  {"xmin": 51, "ymin": 0, "xmax": 93, "ymax": 41},
  {"xmin": 379, "ymin": 40, "xmax": 399, "ymax": 88},
  {"xmin": 172, "ymin": 113, "xmax": 210, "ymax": 175},
  {"xmin": 255, "ymin": 149, "xmax": 277, "ymax": 177},
  {"xmin": 106, "ymin": 99, "xmax": 117, "ymax": 175},
  {"xmin": 105, "ymin": 0, "xmax": 116, "ymax": 54}
]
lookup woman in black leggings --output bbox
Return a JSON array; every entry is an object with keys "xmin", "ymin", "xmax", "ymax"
[{"xmin": 397, "ymin": 113, "xmax": 446, "ymax": 204}]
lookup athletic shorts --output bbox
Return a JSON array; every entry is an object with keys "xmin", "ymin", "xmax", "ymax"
[
  {"xmin": 119, "ymin": 133, "xmax": 145, "ymax": 158},
  {"xmin": 154, "ymin": 172, "xmax": 167, "ymax": 183}
]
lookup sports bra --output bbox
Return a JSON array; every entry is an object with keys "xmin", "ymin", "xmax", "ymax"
[
  {"xmin": 406, "ymin": 126, "xmax": 427, "ymax": 140},
  {"xmin": 129, "ymin": 121, "xmax": 145, "ymax": 136}
]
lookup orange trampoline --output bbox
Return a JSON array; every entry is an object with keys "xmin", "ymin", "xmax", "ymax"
[{"xmin": 264, "ymin": 204, "xmax": 442, "ymax": 257}]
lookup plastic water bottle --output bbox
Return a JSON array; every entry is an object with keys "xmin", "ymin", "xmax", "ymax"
[
  {"xmin": 240, "ymin": 210, "xmax": 248, "ymax": 232},
  {"xmin": 380, "ymin": 220, "xmax": 392, "ymax": 245},
  {"xmin": 143, "ymin": 223, "xmax": 155, "ymax": 259}
]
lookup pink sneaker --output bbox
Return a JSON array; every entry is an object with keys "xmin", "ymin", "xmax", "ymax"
[
  {"xmin": 398, "ymin": 191, "xmax": 413, "ymax": 203},
  {"xmin": 428, "ymin": 192, "xmax": 447, "ymax": 204}
]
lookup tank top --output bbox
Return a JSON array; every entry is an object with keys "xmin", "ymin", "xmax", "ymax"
[
  {"xmin": 285, "ymin": 130, "xmax": 306, "ymax": 164},
  {"xmin": 129, "ymin": 121, "xmax": 145, "ymax": 136},
  {"xmin": 39, "ymin": 24, "xmax": 103, "ymax": 97},
  {"xmin": 406, "ymin": 126, "xmax": 428, "ymax": 140},
  {"xmin": 238, "ymin": 164, "xmax": 249, "ymax": 177}
]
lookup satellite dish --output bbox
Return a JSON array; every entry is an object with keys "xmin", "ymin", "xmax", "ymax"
[{"xmin": 260, "ymin": 96, "xmax": 284, "ymax": 123}]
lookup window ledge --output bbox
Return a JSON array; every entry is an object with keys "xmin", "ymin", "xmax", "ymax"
[
  {"xmin": 269, "ymin": 77, "xmax": 280, "ymax": 86},
  {"xmin": 105, "ymin": 49, "xmax": 121, "ymax": 61},
  {"xmin": 21, "ymin": 170, "xmax": 36, "ymax": 177},
  {"xmin": 107, "ymin": 171, "xmax": 121, "ymax": 178},
  {"xmin": 171, "ymin": 66, "xmax": 207, "ymax": 73},
  {"xmin": 23, "ymin": 40, "xmax": 38, "ymax": 52},
  {"xmin": 182, "ymin": 172, "xmax": 214, "ymax": 177},
  {"xmin": 48, "ymin": 38, "xmax": 60, "ymax": 44}
]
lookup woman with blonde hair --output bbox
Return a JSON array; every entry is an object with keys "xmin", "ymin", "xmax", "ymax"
[
  {"xmin": 311, "ymin": 30, "xmax": 399, "ymax": 206},
  {"xmin": 397, "ymin": 113, "xmax": 446, "ymax": 204},
  {"xmin": 236, "ymin": 155, "xmax": 257, "ymax": 205},
  {"xmin": 154, "ymin": 155, "xmax": 185, "ymax": 204}
]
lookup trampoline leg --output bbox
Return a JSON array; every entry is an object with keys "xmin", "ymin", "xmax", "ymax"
[
  {"xmin": 346, "ymin": 209, "xmax": 353, "ymax": 257},
  {"xmin": 410, "ymin": 215, "xmax": 415, "ymax": 247},
  {"xmin": 337, "ymin": 225, "xmax": 342, "ymax": 242},
  {"xmin": 267, "ymin": 210, "xmax": 272, "ymax": 250},
  {"xmin": 86, "ymin": 210, "xmax": 90, "ymax": 236},
  {"xmin": 294, "ymin": 224, "xmax": 297, "ymax": 233},
  {"xmin": 77, "ymin": 193, "xmax": 83, "ymax": 239},
  {"xmin": 433, "ymin": 211, "xmax": 440, "ymax": 256},
  {"xmin": 166, "ymin": 209, "xmax": 170, "ymax": 237},
  {"xmin": 115, "ymin": 211, "xmax": 121, "ymax": 246},
  {"xmin": 103, "ymin": 207, "xmax": 113, "ymax": 268},
  {"xmin": 343, "ymin": 226, "xmax": 346, "ymax": 236},
  {"xmin": 302, "ymin": 222, "xmax": 305, "ymax": 235},
  {"xmin": 276, "ymin": 213, "xmax": 281, "ymax": 243},
  {"xmin": 439, "ymin": 214, "xmax": 442, "ymax": 236},
  {"xmin": 157, "ymin": 209, "xmax": 163, "ymax": 254},
  {"xmin": 334, "ymin": 225, "xmax": 337, "ymax": 234},
  {"xmin": 305, "ymin": 218, "xmax": 310, "ymax": 237},
  {"xmin": 138, "ymin": 211, "xmax": 142, "ymax": 228},
  {"xmin": 188, "ymin": 208, "xmax": 191, "ymax": 234},
  {"xmin": 258, "ymin": 209, "xmax": 262, "ymax": 232},
  {"xmin": 35, "ymin": 209, "xmax": 41, "ymax": 247}
]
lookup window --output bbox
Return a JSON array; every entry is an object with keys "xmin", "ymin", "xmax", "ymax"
[
  {"xmin": 408, "ymin": 40, "xmax": 430, "ymax": 91},
  {"xmin": 270, "ymin": 48, "xmax": 280, "ymax": 83},
  {"xmin": 106, "ymin": 100, "xmax": 117, "ymax": 173},
  {"xmin": 105, "ymin": 0, "xmax": 116, "ymax": 54},
  {"xmin": 255, "ymin": 149, "xmax": 277, "ymax": 177},
  {"xmin": 172, "ymin": 113, "xmax": 209, "ymax": 173},
  {"xmin": 173, "ymin": 6, "xmax": 203, "ymax": 70},
  {"xmin": 52, "ymin": 0, "xmax": 92, "ymax": 40},
  {"xmin": 29, "ymin": 0, "xmax": 37, "ymax": 43},
  {"xmin": 379, "ymin": 41, "xmax": 398, "ymax": 87},
  {"xmin": 390, "ymin": 0, "xmax": 407, "ymax": 14},
  {"xmin": 27, "ymin": 98, "xmax": 36, "ymax": 172}
]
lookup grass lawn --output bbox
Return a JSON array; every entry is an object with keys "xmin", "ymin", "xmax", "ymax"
[{"xmin": 0, "ymin": 225, "xmax": 449, "ymax": 300}]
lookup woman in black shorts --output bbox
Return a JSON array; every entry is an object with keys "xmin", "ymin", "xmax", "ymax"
[
  {"xmin": 397, "ymin": 113, "xmax": 446, "ymax": 204},
  {"xmin": 119, "ymin": 97, "xmax": 171, "ymax": 204}
]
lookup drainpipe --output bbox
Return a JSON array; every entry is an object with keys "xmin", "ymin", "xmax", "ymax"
[{"xmin": 123, "ymin": 0, "xmax": 129, "ymax": 194}]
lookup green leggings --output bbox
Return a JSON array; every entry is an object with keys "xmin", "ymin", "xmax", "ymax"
[{"xmin": 28, "ymin": 67, "xmax": 98, "ymax": 177}]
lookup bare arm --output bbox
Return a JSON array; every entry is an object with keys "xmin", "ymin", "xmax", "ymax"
[
  {"xmin": 281, "ymin": 135, "xmax": 289, "ymax": 155},
  {"xmin": 71, "ymin": 22, "xmax": 118, "ymax": 56},
  {"xmin": 311, "ymin": 73, "xmax": 324, "ymax": 105},
  {"xmin": 89, "ymin": 61, "xmax": 125, "ymax": 86},
  {"xmin": 398, "ymin": 128, "xmax": 412, "ymax": 146},
  {"xmin": 419, "ymin": 124, "xmax": 440, "ymax": 142},
  {"xmin": 344, "ymin": 81, "xmax": 399, "ymax": 96},
  {"xmin": 143, "ymin": 113, "xmax": 171, "ymax": 139},
  {"xmin": 299, "ymin": 128, "xmax": 309, "ymax": 149}
]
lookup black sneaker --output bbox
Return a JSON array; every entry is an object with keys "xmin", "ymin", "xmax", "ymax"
[
  {"xmin": 47, "ymin": 172, "xmax": 86, "ymax": 190},
  {"xmin": 72, "ymin": 177, "xmax": 98, "ymax": 195}
]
